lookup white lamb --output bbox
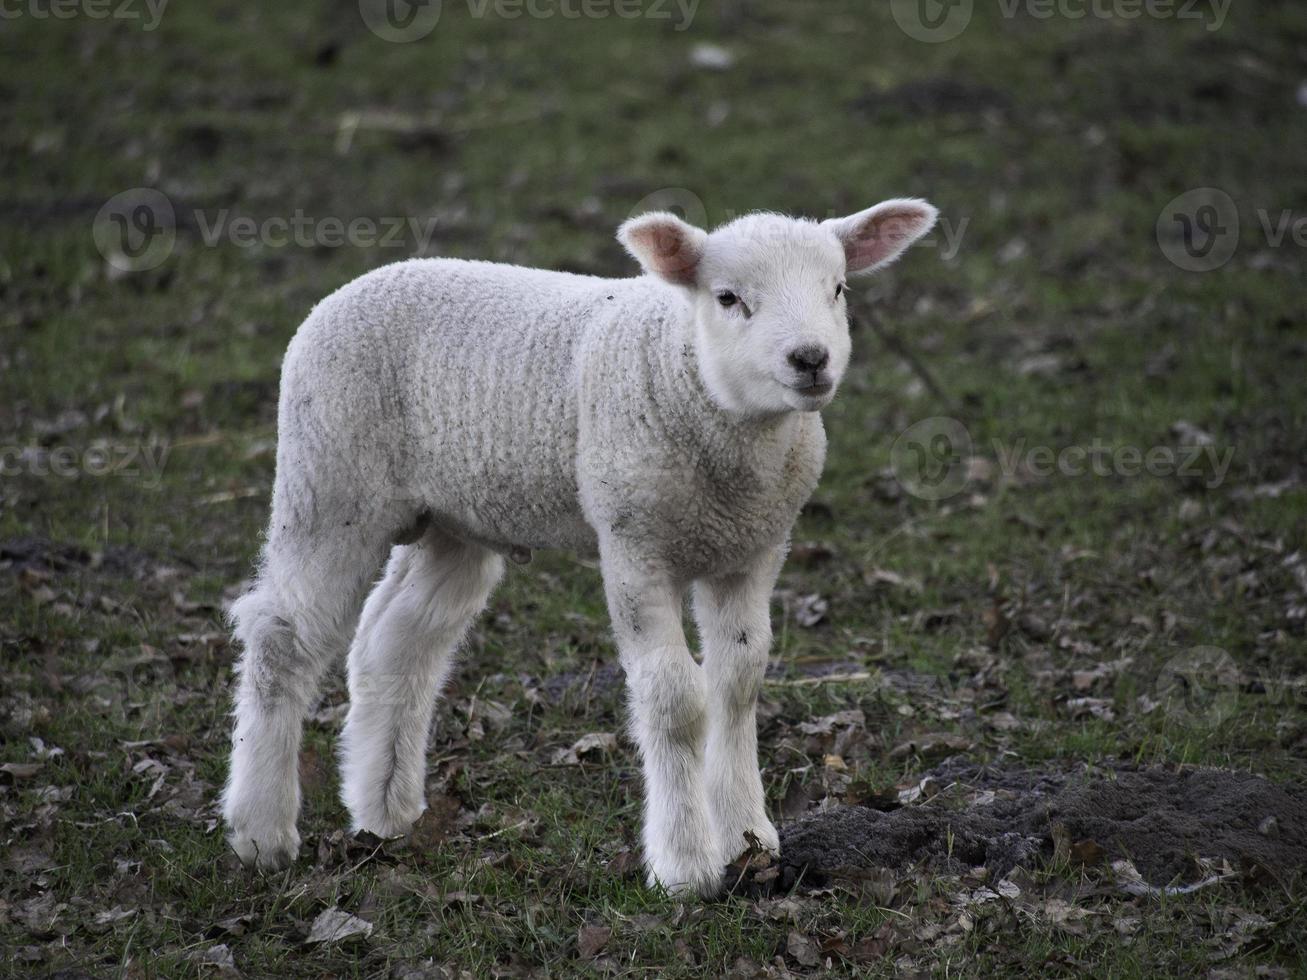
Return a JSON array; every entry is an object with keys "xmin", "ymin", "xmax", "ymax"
[{"xmin": 221, "ymin": 198, "xmax": 938, "ymax": 896}]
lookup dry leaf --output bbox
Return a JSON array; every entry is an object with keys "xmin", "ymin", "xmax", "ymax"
[
  {"xmin": 797, "ymin": 709, "xmax": 865, "ymax": 743},
  {"xmin": 689, "ymin": 43, "xmax": 734, "ymax": 71},
  {"xmin": 985, "ymin": 711, "xmax": 1022, "ymax": 732},
  {"xmin": 407, "ymin": 795, "xmax": 464, "ymax": 849},
  {"xmin": 0, "ymin": 761, "xmax": 43, "ymax": 780},
  {"xmin": 1063, "ymin": 697, "xmax": 1115, "ymax": 721},
  {"xmin": 607, "ymin": 848, "xmax": 640, "ymax": 876},
  {"xmin": 188, "ymin": 943, "xmax": 240, "ymax": 976},
  {"xmin": 1110, "ymin": 858, "xmax": 1236, "ymax": 897},
  {"xmin": 897, "ymin": 775, "xmax": 941, "ymax": 805},
  {"xmin": 787, "ymin": 929, "xmax": 820, "ymax": 968},
  {"xmin": 983, "ymin": 601, "xmax": 1010, "ymax": 647},
  {"xmin": 212, "ymin": 913, "xmax": 254, "ymax": 938},
  {"xmin": 1042, "ymin": 898, "xmax": 1091, "ymax": 935},
  {"xmin": 792, "ymin": 593, "xmax": 829, "ymax": 628},
  {"xmin": 577, "ymin": 923, "xmax": 611, "ymax": 958},
  {"xmin": 889, "ymin": 733, "xmax": 972, "ymax": 760},
  {"xmin": 306, "ymin": 908, "xmax": 373, "ymax": 945},
  {"xmin": 552, "ymin": 732, "xmax": 618, "ymax": 765},
  {"xmin": 865, "ymin": 568, "xmax": 923, "ymax": 593},
  {"xmin": 1070, "ymin": 839, "xmax": 1105, "ymax": 867},
  {"xmin": 92, "ymin": 906, "xmax": 137, "ymax": 929},
  {"xmin": 1170, "ymin": 420, "xmax": 1214, "ymax": 446}
]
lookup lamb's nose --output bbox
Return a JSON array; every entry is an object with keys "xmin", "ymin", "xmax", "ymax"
[{"xmin": 787, "ymin": 345, "xmax": 830, "ymax": 372}]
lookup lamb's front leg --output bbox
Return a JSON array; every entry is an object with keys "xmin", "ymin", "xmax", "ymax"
[
  {"xmin": 601, "ymin": 547, "xmax": 719, "ymax": 897},
  {"xmin": 694, "ymin": 548, "xmax": 785, "ymax": 865}
]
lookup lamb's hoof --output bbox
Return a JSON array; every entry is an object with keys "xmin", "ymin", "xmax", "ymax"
[
  {"xmin": 348, "ymin": 798, "xmax": 425, "ymax": 840},
  {"xmin": 229, "ymin": 824, "xmax": 300, "ymax": 872},
  {"xmin": 646, "ymin": 853, "xmax": 724, "ymax": 899}
]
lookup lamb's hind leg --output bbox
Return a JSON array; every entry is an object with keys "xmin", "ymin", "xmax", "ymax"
[
  {"xmin": 340, "ymin": 530, "xmax": 503, "ymax": 838},
  {"xmin": 223, "ymin": 525, "xmax": 389, "ymax": 870}
]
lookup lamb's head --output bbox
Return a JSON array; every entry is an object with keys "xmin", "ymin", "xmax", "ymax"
[{"xmin": 618, "ymin": 200, "xmax": 938, "ymax": 415}]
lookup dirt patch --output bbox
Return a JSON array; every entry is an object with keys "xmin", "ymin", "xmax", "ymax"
[
  {"xmin": 535, "ymin": 662, "xmax": 625, "ymax": 707},
  {"xmin": 852, "ymin": 78, "xmax": 1011, "ymax": 119},
  {"xmin": 778, "ymin": 761, "xmax": 1307, "ymax": 888},
  {"xmin": 0, "ymin": 535, "xmax": 173, "ymax": 579}
]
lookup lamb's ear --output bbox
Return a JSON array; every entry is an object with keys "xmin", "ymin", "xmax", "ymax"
[
  {"xmin": 823, "ymin": 198, "xmax": 939, "ymax": 276},
  {"xmin": 617, "ymin": 211, "xmax": 708, "ymax": 287}
]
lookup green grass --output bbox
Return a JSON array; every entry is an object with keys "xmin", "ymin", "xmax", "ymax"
[{"xmin": 2, "ymin": 0, "xmax": 1306, "ymax": 976}]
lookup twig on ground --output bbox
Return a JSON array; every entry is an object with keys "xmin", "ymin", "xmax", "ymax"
[
  {"xmin": 765, "ymin": 672, "xmax": 873, "ymax": 687},
  {"xmin": 855, "ymin": 309, "xmax": 963, "ymax": 420}
]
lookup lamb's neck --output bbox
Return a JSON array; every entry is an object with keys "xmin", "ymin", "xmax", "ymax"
[{"xmin": 649, "ymin": 311, "xmax": 802, "ymax": 456}]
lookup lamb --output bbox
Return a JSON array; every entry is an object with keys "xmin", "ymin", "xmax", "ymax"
[{"xmin": 220, "ymin": 198, "xmax": 938, "ymax": 896}]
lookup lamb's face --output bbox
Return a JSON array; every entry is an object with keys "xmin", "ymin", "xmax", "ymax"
[
  {"xmin": 693, "ymin": 216, "xmax": 852, "ymax": 415},
  {"xmin": 618, "ymin": 200, "xmax": 938, "ymax": 417}
]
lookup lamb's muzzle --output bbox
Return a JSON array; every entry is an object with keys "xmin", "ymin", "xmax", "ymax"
[
  {"xmin": 787, "ymin": 344, "xmax": 830, "ymax": 373},
  {"xmin": 220, "ymin": 198, "xmax": 938, "ymax": 896}
]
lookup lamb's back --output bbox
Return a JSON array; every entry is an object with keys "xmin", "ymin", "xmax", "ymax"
[{"xmin": 279, "ymin": 258, "xmax": 647, "ymax": 553}]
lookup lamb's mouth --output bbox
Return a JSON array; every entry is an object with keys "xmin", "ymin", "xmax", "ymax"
[{"xmin": 787, "ymin": 381, "xmax": 834, "ymax": 398}]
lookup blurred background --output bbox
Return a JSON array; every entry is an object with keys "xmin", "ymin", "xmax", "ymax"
[{"xmin": 2, "ymin": 0, "xmax": 1305, "ymax": 976}]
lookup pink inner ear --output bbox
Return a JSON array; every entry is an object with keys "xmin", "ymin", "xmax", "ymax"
[
  {"xmin": 844, "ymin": 205, "xmax": 932, "ymax": 272},
  {"xmin": 629, "ymin": 221, "xmax": 700, "ymax": 285}
]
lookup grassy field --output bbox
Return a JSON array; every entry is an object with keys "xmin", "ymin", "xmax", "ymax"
[{"xmin": 2, "ymin": 0, "xmax": 1306, "ymax": 976}]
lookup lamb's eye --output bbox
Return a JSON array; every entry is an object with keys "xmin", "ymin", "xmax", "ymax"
[
  {"xmin": 834, "ymin": 283, "xmax": 845, "ymax": 299},
  {"xmin": 716, "ymin": 291, "xmax": 738, "ymax": 308}
]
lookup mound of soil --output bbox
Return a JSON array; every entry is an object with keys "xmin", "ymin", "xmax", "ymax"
[{"xmin": 778, "ymin": 762, "xmax": 1307, "ymax": 888}]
